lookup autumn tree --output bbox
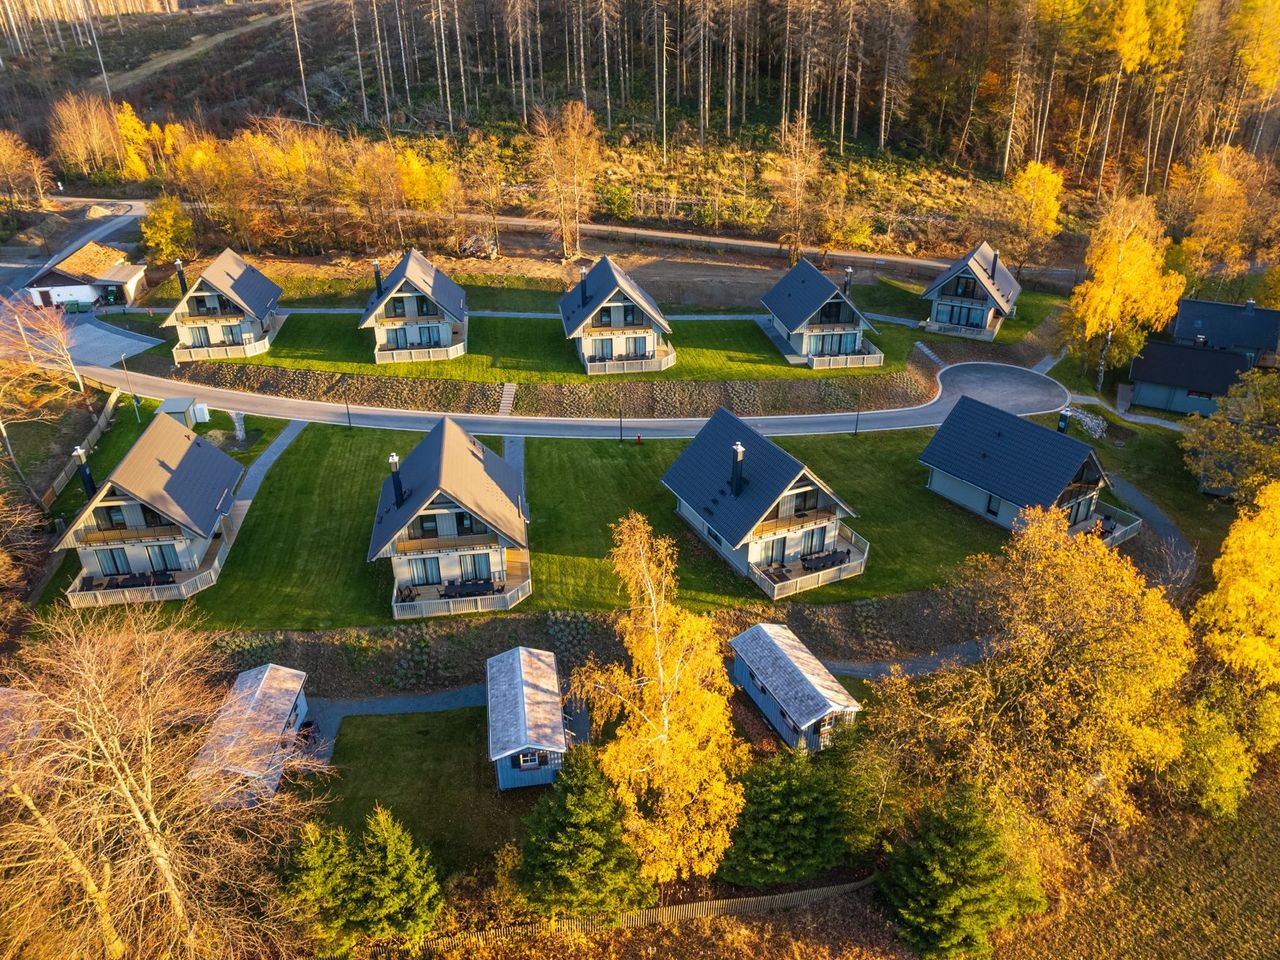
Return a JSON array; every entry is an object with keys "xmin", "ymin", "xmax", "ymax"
[
  {"xmin": 1181, "ymin": 368, "xmax": 1280, "ymax": 506},
  {"xmin": 570, "ymin": 512, "xmax": 748, "ymax": 883},
  {"xmin": 529, "ymin": 101, "xmax": 603, "ymax": 259},
  {"xmin": 48, "ymin": 92, "xmax": 122, "ymax": 180},
  {"xmin": 823, "ymin": 725, "xmax": 909, "ymax": 858},
  {"xmin": 994, "ymin": 160, "xmax": 1063, "ymax": 277},
  {"xmin": 0, "ymin": 488, "xmax": 41, "ymax": 641},
  {"xmin": 771, "ymin": 112, "xmax": 823, "ymax": 265},
  {"xmin": 868, "ymin": 509, "xmax": 1192, "ymax": 874},
  {"xmin": 1064, "ymin": 194, "xmax": 1185, "ymax": 391},
  {"xmin": 0, "ymin": 295, "xmax": 85, "ymax": 391},
  {"xmin": 0, "ymin": 356, "xmax": 76, "ymax": 502},
  {"xmin": 0, "ymin": 605, "xmax": 325, "ymax": 960},
  {"xmin": 0, "ymin": 131, "xmax": 49, "ymax": 229},
  {"xmin": 140, "ymin": 194, "xmax": 196, "ymax": 264},
  {"xmin": 463, "ymin": 137, "xmax": 511, "ymax": 256}
]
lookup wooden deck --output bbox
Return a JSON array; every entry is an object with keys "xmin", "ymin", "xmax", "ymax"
[{"xmin": 391, "ymin": 550, "xmax": 532, "ymax": 619}]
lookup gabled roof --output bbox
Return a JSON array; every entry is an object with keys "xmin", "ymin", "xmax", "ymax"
[
  {"xmin": 730, "ymin": 624, "xmax": 860, "ymax": 730},
  {"xmin": 358, "ymin": 249, "xmax": 468, "ymax": 328},
  {"xmin": 486, "ymin": 646, "xmax": 567, "ymax": 761},
  {"xmin": 1130, "ymin": 341, "xmax": 1250, "ymax": 396},
  {"xmin": 35, "ymin": 241, "xmax": 141, "ymax": 286},
  {"xmin": 919, "ymin": 396, "xmax": 1102, "ymax": 509},
  {"xmin": 164, "ymin": 249, "xmax": 281, "ymax": 325},
  {"xmin": 661, "ymin": 407, "xmax": 856, "ymax": 549},
  {"xmin": 367, "ymin": 417, "xmax": 527, "ymax": 560},
  {"xmin": 558, "ymin": 256, "xmax": 671, "ymax": 338},
  {"xmin": 1172, "ymin": 298, "xmax": 1280, "ymax": 353},
  {"xmin": 192, "ymin": 663, "xmax": 306, "ymax": 781},
  {"xmin": 760, "ymin": 259, "xmax": 867, "ymax": 334},
  {"xmin": 56, "ymin": 414, "xmax": 244, "ymax": 549},
  {"xmin": 922, "ymin": 241, "xmax": 1021, "ymax": 316}
]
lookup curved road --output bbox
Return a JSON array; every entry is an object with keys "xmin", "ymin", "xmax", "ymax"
[{"xmin": 84, "ymin": 360, "xmax": 1068, "ymax": 438}]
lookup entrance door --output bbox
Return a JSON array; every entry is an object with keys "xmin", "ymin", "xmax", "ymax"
[{"xmin": 38, "ymin": 289, "xmax": 52, "ymax": 307}]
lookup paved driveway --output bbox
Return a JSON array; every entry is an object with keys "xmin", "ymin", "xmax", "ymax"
[{"xmin": 69, "ymin": 315, "xmax": 161, "ymax": 366}]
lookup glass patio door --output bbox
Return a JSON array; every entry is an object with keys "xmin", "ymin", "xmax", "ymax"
[{"xmin": 459, "ymin": 553, "xmax": 492, "ymax": 582}]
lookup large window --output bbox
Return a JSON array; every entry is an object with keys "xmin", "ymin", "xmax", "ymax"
[
  {"xmin": 459, "ymin": 552, "xmax": 492, "ymax": 582},
  {"xmin": 818, "ymin": 299, "xmax": 844, "ymax": 323},
  {"xmin": 146, "ymin": 544, "xmax": 180, "ymax": 572},
  {"xmin": 96, "ymin": 548, "xmax": 130, "ymax": 576},
  {"xmin": 764, "ymin": 537, "xmax": 786, "ymax": 566},
  {"xmin": 626, "ymin": 336, "xmax": 648, "ymax": 358},
  {"xmin": 388, "ymin": 327, "xmax": 409, "ymax": 349},
  {"xmin": 418, "ymin": 514, "xmax": 439, "ymax": 539},
  {"xmin": 409, "ymin": 557, "xmax": 441, "ymax": 586},
  {"xmin": 623, "ymin": 303, "xmax": 636, "ymax": 326},
  {"xmin": 416, "ymin": 295, "xmax": 439, "ymax": 317},
  {"xmin": 791, "ymin": 488, "xmax": 819, "ymax": 513},
  {"xmin": 808, "ymin": 332, "xmax": 859, "ymax": 356},
  {"xmin": 1066, "ymin": 496, "xmax": 1093, "ymax": 526},
  {"xmin": 222, "ymin": 324, "xmax": 243, "ymax": 345},
  {"xmin": 801, "ymin": 527, "xmax": 826, "ymax": 556},
  {"xmin": 935, "ymin": 303, "xmax": 986, "ymax": 328},
  {"xmin": 188, "ymin": 327, "xmax": 210, "ymax": 348},
  {"xmin": 421, "ymin": 325, "xmax": 443, "ymax": 347},
  {"xmin": 141, "ymin": 506, "xmax": 166, "ymax": 528},
  {"xmin": 592, "ymin": 339, "xmax": 613, "ymax": 361},
  {"xmin": 95, "ymin": 505, "xmax": 127, "ymax": 530},
  {"xmin": 388, "ymin": 298, "xmax": 407, "ymax": 318},
  {"xmin": 950, "ymin": 275, "xmax": 978, "ymax": 299}
]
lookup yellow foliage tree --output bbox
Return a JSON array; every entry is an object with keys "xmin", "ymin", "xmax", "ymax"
[
  {"xmin": 1193, "ymin": 483, "xmax": 1280, "ymax": 689},
  {"xmin": 1001, "ymin": 160, "xmax": 1063, "ymax": 276},
  {"xmin": 114, "ymin": 102, "xmax": 151, "ymax": 182},
  {"xmin": 1231, "ymin": 0, "xmax": 1280, "ymax": 106},
  {"xmin": 1180, "ymin": 367, "xmax": 1280, "ymax": 507},
  {"xmin": 570, "ymin": 512, "xmax": 748, "ymax": 884},
  {"xmin": 1175, "ymin": 146, "xmax": 1274, "ymax": 294},
  {"xmin": 529, "ymin": 101, "xmax": 602, "ymax": 259},
  {"xmin": 1064, "ymin": 194, "xmax": 1185, "ymax": 390}
]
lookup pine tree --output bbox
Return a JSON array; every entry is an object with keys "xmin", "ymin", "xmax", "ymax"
[
  {"xmin": 286, "ymin": 823, "xmax": 360, "ymax": 958},
  {"xmin": 515, "ymin": 747, "xmax": 655, "ymax": 918},
  {"xmin": 348, "ymin": 805, "xmax": 444, "ymax": 949},
  {"xmin": 717, "ymin": 749, "xmax": 845, "ymax": 888},
  {"xmin": 880, "ymin": 787, "xmax": 1045, "ymax": 960}
]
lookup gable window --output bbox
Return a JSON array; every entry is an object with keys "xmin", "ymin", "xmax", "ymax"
[
  {"xmin": 593, "ymin": 308, "xmax": 612, "ymax": 328},
  {"xmin": 985, "ymin": 494, "xmax": 1002, "ymax": 517},
  {"xmin": 953, "ymin": 275, "xmax": 978, "ymax": 299},
  {"xmin": 416, "ymin": 295, "xmax": 439, "ymax": 317},
  {"xmin": 141, "ymin": 506, "xmax": 166, "ymax": 528},
  {"xmin": 95, "ymin": 505, "xmax": 127, "ymax": 530},
  {"xmin": 418, "ymin": 514, "xmax": 439, "ymax": 539},
  {"xmin": 388, "ymin": 298, "xmax": 407, "ymax": 318},
  {"xmin": 96, "ymin": 548, "xmax": 130, "ymax": 577},
  {"xmin": 818, "ymin": 299, "xmax": 843, "ymax": 323},
  {"xmin": 791, "ymin": 488, "xmax": 819, "ymax": 513},
  {"xmin": 515, "ymin": 751, "xmax": 541, "ymax": 769},
  {"xmin": 456, "ymin": 512, "xmax": 474, "ymax": 535},
  {"xmin": 623, "ymin": 303, "xmax": 636, "ymax": 326}
]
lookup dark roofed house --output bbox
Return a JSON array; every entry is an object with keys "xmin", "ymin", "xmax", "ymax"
[
  {"xmin": 25, "ymin": 241, "xmax": 147, "ymax": 308},
  {"xmin": 56, "ymin": 414, "xmax": 245, "ymax": 607},
  {"xmin": 559, "ymin": 257, "xmax": 676, "ymax": 374},
  {"xmin": 730, "ymin": 623, "xmax": 860, "ymax": 751},
  {"xmin": 661, "ymin": 407, "xmax": 869, "ymax": 599},
  {"xmin": 487, "ymin": 646, "xmax": 568, "ymax": 790},
  {"xmin": 162, "ymin": 248, "xmax": 284, "ymax": 364},
  {"xmin": 1129, "ymin": 340, "xmax": 1250, "ymax": 415},
  {"xmin": 1171, "ymin": 298, "xmax": 1280, "ymax": 369},
  {"xmin": 919, "ymin": 396, "xmax": 1141, "ymax": 546},
  {"xmin": 760, "ymin": 260, "xmax": 883, "ymax": 369},
  {"xmin": 369, "ymin": 416, "xmax": 531, "ymax": 618},
  {"xmin": 921, "ymin": 241, "xmax": 1021, "ymax": 341},
  {"xmin": 358, "ymin": 248, "xmax": 469, "ymax": 363}
]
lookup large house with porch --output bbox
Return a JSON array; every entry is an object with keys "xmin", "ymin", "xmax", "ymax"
[
  {"xmin": 24, "ymin": 241, "xmax": 146, "ymax": 308},
  {"xmin": 661, "ymin": 407, "xmax": 870, "ymax": 599},
  {"xmin": 358, "ymin": 249, "xmax": 469, "ymax": 363},
  {"xmin": 760, "ymin": 260, "xmax": 882, "ymax": 368},
  {"xmin": 1171, "ymin": 298, "xmax": 1280, "ymax": 369},
  {"xmin": 559, "ymin": 257, "xmax": 676, "ymax": 374},
  {"xmin": 730, "ymin": 623, "xmax": 861, "ymax": 751},
  {"xmin": 367, "ymin": 417, "xmax": 531, "ymax": 619},
  {"xmin": 919, "ymin": 396, "xmax": 1142, "ymax": 546},
  {"xmin": 161, "ymin": 249, "xmax": 284, "ymax": 363},
  {"xmin": 486, "ymin": 646, "xmax": 568, "ymax": 790},
  {"xmin": 56, "ymin": 414, "xmax": 244, "ymax": 607},
  {"xmin": 921, "ymin": 241, "xmax": 1021, "ymax": 340}
]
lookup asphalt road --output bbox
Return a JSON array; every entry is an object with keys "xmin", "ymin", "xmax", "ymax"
[{"xmin": 82, "ymin": 360, "xmax": 1068, "ymax": 439}]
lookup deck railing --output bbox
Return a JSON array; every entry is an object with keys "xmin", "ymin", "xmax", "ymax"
[
  {"xmin": 374, "ymin": 340, "xmax": 466, "ymax": 364},
  {"xmin": 808, "ymin": 343, "xmax": 885, "ymax": 369},
  {"xmin": 584, "ymin": 345, "xmax": 677, "ymax": 375},
  {"xmin": 173, "ymin": 317, "xmax": 281, "ymax": 364},
  {"xmin": 393, "ymin": 532, "xmax": 500, "ymax": 555},
  {"xmin": 66, "ymin": 538, "xmax": 230, "ymax": 608},
  {"xmin": 747, "ymin": 526, "xmax": 870, "ymax": 600},
  {"xmin": 1075, "ymin": 503, "xmax": 1143, "ymax": 548},
  {"xmin": 390, "ymin": 575, "xmax": 533, "ymax": 619},
  {"xmin": 74, "ymin": 523, "xmax": 184, "ymax": 546},
  {"xmin": 751, "ymin": 508, "xmax": 839, "ymax": 540}
]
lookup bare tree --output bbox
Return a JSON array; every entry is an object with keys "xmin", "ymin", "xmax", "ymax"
[
  {"xmin": 463, "ymin": 138, "xmax": 510, "ymax": 255},
  {"xmin": 771, "ymin": 111, "xmax": 822, "ymax": 264},
  {"xmin": 0, "ymin": 358, "xmax": 75, "ymax": 503},
  {"xmin": 0, "ymin": 605, "xmax": 327, "ymax": 960},
  {"xmin": 0, "ymin": 486, "xmax": 41, "ymax": 641},
  {"xmin": 0, "ymin": 297, "xmax": 84, "ymax": 391},
  {"xmin": 529, "ymin": 100, "xmax": 602, "ymax": 259}
]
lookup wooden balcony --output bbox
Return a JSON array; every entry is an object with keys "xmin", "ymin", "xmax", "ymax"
[
  {"xmin": 394, "ymin": 531, "xmax": 500, "ymax": 555},
  {"xmin": 391, "ymin": 550, "xmax": 532, "ymax": 619},
  {"xmin": 584, "ymin": 344, "xmax": 677, "ymax": 376},
  {"xmin": 747, "ymin": 526, "xmax": 870, "ymax": 600},
  {"xmin": 74, "ymin": 523, "xmax": 183, "ymax": 546},
  {"xmin": 752, "ymin": 508, "xmax": 839, "ymax": 540},
  {"xmin": 67, "ymin": 538, "xmax": 230, "ymax": 608},
  {"xmin": 1071, "ymin": 503, "xmax": 1143, "ymax": 548}
]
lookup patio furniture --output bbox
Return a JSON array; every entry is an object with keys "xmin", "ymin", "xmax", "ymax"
[
  {"xmin": 155, "ymin": 571, "xmax": 176, "ymax": 586},
  {"xmin": 79, "ymin": 575, "xmax": 99, "ymax": 593}
]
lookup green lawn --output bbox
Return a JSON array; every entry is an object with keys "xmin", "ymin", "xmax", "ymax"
[
  {"xmin": 850, "ymin": 277, "xmax": 1064, "ymax": 345},
  {"xmin": 324, "ymin": 709, "xmax": 538, "ymax": 880}
]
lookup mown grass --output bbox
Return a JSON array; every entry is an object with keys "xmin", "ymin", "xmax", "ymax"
[
  {"xmin": 851, "ymin": 277, "xmax": 1064, "ymax": 345},
  {"xmin": 325, "ymin": 709, "xmax": 538, "ymax": 880}
]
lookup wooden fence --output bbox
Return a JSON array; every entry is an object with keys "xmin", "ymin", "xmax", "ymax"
[
  {"xmin": 368, "ymin": 875, "xmax": 876, "ymax": 958},
  {"xmin": 38, "ymin": 388, "xmax": 123, "ymax": 510}
]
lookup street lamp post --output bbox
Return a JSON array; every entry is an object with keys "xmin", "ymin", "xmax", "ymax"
[{"xmin": 120, "ymin": 353, "xmax": 141, "ymax": 422}]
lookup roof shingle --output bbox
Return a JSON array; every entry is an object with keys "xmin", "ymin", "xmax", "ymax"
[
  {"xmin": 730, "ymin": 624, "xmax": 860, "ymax": 729},
  {"xmin": 1130, "ymin": 341, "xmax": 1249, "ymax": 396},
  {"xmin": 761, "ymin": 259, "xmax": 864, "ymax": 334},
  {"xmin": 486, "ymin": 647, "xmax": 567, "ymax": 760},
  {"xmin": 922, "ymin": 241, "xmax": 1021, "ymax": 316},
  {"xmin": 359, "ymin": 249, "xmax": 468, "ymax": 327},
  {"xmin": 1172, "ymin": 298, "xmax": 1280, "ymax": 353}
]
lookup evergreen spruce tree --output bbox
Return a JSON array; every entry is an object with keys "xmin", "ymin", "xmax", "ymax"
[
  {"xmin": 515, "ymin": 747, "xmax": 656, "ymax": 918},
  {"xmin": 286, "ymin": 823, "xmax": 360, "ymax": 958},
  {"xmin": 880, "ymin": 787, "xmax": 1045, "ymax": 959},
  {"xmin": 822, "ymin": 726, "xmax": 907, "ymax": 859},
  {"xmin": 717, "ymin": 749, "xmax": 845, "ymax": 888},
  {"xmin": 348, "ymin": 805, "xmax": 444, "ymax": 949}
]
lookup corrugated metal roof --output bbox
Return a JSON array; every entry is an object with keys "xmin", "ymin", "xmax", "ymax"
[
  {"xmin": 486, "ymin": 646, "xmax": 567, "ymax": 760},
  {"xmin": 730, "ymin": 624, "xmax": 860, "ymax": 730},
  {"xmin": 167, "ymin": 249, "xmax": 282, "ymax": 322},
  {"xmin": 558, "ymin": 257, "xmax": 671, "ymax": 337},
  {"xmin": 358, "ymin": 248, "xmax": 468, "ymax": 327},
  {"xmin": 192, "ymin": 663, "xmax": 306, "ymax": 780},
  {"xmin": 1130, "ymin": 341, "xmax": 1249, "ymax": 396},
  {"xmin": 660, "ymin": 407, "xmax": 855, "ymax": 548},
  {"xmin": 1172, "ymin": 298, "xmax": 1280, "ymax": 353},
  {"xmin": 919, "ymin": 396, "xmax": 1099, "ymax": 509},
  {"xmin": 57, "ymin": 414, "xmax": 244, "ymax": 549},
  {"xmin": 760, "ymin": 259, "xmax": 867, "ymax": 334},
  {"xmin": 922, "ymin": 241, "xmax": 1021, "ymax": 316},
  {"xmin": 368, "ymin": 417, "xmax": 527, "ymax": 560}
]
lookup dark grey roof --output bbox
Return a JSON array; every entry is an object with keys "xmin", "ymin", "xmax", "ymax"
[
  {"xmin": 661, "ymin": 408, "xmax": 853, "ymax": 548},
  {"xmin": 730, "ymin": 624, "xmax": 860, "ymax": 729},
  {"xmin": 194, "ymin": 249, "xmax": 282, "ymax": 320},
  {"xmin": 919, "ymin": 396, "xmax": 1100, "ymax": 509},
  {"xmin": 1130, "ymin": 341, "xmax": 1249, "ymax": 396},
  {"xmin": 57, "ymin": 414, "xmax": 244, "ymax": 547},
  {"xmin": 922, "ymin": 241, "xmax": 1021, "ymax": 316},
  {"xmin": 368, "ymin": 417, "xmax": 527, "ymax": 560},
  {"xmin": 760, "ymin": 259, "xmax": 869, "ymax": 334},
  {"xmin": 558, "ymin": 257, "xmax": 671, "ymax": 337},
  {"xmin": 359, "ymin": 249, "xmax": 468, "ymax": 327},
  {"xmin": 1172, "ymin": 298, "xmax": 1280, "ymax": 353}
]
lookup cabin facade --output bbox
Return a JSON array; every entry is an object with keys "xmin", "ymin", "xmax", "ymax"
[
  {"xmin": 921, "ymin": 241, "xmax": 1021, "ymax": 340},
  {"xmin": 760, "ymin": 260, "xmax": 883, "ymax": 368},
  {"xmin": 191, "ymin": 664, "xmax": 308, "ymax": 807},
  {"xmin": 1171, "ymin": 298, "xmax": 1280, "ymax": 369},
  {"xmin": 730, "ymin": 623, "xmax": 861, "ymax": 751},
  {"xmin": 55, "ymin": 415, "xmax": 244, "ymax": 607},
  {"xmin": 919, "ymin": 396, "xmax": 1142, "ymax": 546},
  {"xmin": 368, "ymin": 417, "xmax": 531, "ymax": 619},
  {"xmin": 486, "ymin": 646, "xmax": 568, "ymax": 790},
  {"xmin": 358, "ymin": 249, "xmax": 469, "ymax": 363},
  {"xmin": 559, "ymin": 257, "xmax": 676, "ymax": 374},
  {"xmin": 161, "ymin": 249, "xmax": 284, "ymax": 363},
  {"xmin": 25, "ymin": 241, "xmax": 146, "ymax": 308},
  {"xmin": 662, "ymin": 408, "xmax": 870, "ymax": 599},
  {"xmin": 1129, "ymin": 340, "xmax": 1250, "ymax": 415}
]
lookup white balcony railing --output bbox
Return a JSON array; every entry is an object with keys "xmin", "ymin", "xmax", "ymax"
[
  {"xmin": 584, "ymin": 345, "xmax": 677, "ymax": 376},
  {"xmin": 375, "ymin": 340, "xmax": 466, "ymax": 364},
  {"xmin": 747, "ymin": 526, "xmax": 870, "ymax": 600},
  {"xmin": 391, "ymin": 575, "xmax": 532, "ymax": 619},
  {"xmin": 808, "ymin": 343, "xmax": 885, "ymax": 369},
  {"xmin": 67, "ymin": 538, "xmax": 230, "ymax": 608},
  {"xmin": 173, "ymin": 317, "xmax": 282, "ymax": 364}
]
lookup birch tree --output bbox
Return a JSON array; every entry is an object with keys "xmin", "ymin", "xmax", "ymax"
[{"xmin": 529, "ymin": 100, "xmax": 602, "ymax": 259}]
